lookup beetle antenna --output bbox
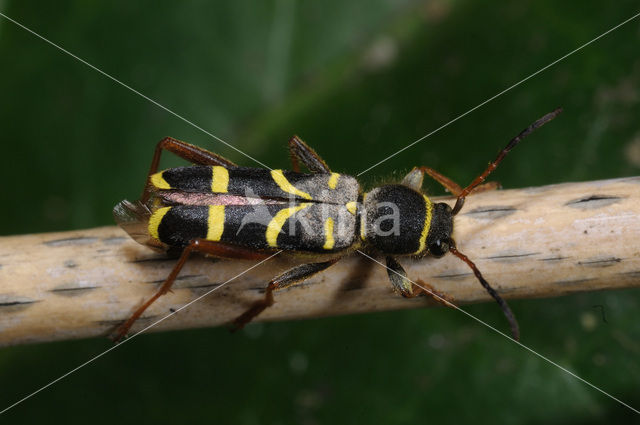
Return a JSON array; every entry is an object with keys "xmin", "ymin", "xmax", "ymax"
[
  {"xmin": 449, "ymin": 241, "xmax": 520, "ymax": 341},
  {"xmin": 451, "ymin": 108, "xmax": 562, "ymax": 215}
]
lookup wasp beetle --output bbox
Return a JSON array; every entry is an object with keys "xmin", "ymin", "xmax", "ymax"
[{"xmin": 113, "ymin": 108, "xmax": 562, "ymax": 342}]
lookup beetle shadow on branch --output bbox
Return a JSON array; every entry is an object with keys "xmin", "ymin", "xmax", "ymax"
[{"xmin": 330, "ymin": 255, "xmax": 376, "ymax": 305}]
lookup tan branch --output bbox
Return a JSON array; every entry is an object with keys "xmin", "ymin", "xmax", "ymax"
[{"xmin": 1, "ymin": 177, "xmax": 639, "ymax": 346}]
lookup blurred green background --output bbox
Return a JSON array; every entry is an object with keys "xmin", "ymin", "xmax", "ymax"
[{"xmin": 1, "ymin": 1, "xmax": 639, "ymax": 424}]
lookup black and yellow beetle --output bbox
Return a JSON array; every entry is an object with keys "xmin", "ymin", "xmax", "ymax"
[{"xmin": 113, "ymin": 108, "xmax": 562, "ymax": 341}]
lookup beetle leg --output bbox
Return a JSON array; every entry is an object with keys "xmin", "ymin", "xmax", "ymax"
[
  {"xmin": 385, "ymin": 256, "xmax": 454, "ymax": 307},
  {"xmin": 463, "ymin": 180, "xmax": 501, "ymax": 194},
  {"xmin": 150, "ymin": 136, "xmax": 238, "ymax": 171},
  {"xmin": 112, "ymin": 239, "xmax": 272, "ymax": 342},
  {"xmin": 402, "ymin": 166, "xmax": 499, "ymax": 196},
  {"xmin": 142, "ymin": 137, "xmax": 238, "ymax": 203},
  {"xmin": 288, "ymin": 135, "xmax": 332, "ymax": 173},
  {"xmin": 232, "ymin": 259, "xmax": 339, "ymax": 330}
]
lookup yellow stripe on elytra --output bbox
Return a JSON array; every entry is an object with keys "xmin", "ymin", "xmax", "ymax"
[
  {"xmin": 206, "ymin": 205, "xmax": 225, "ymax": 241},
  {"xmin": 345, "ymin": 201, "xmax": 357, "ymax": 215},
  {"xmin": 266, "ymin": 203, "xmax": 311, "ymax": 247},
  {"xmin": 211, "ymin": 166, "xmax": 229, "ymax": 193},
  {"xmin": 150, "ymin": 172, "xmax": 171, "ymax": 190},
  {"xmin": 415, "ymin": 195, "xmax": 433, "ymax": 254},
  {"xmin": 327, "ymin": 173, "xmax": 340, "ymax": 189},
  {"xmin": 323, "ymin": 218, "xmax": 335, "ymax": 250},
  {"xmin": 271, "ymin": 169, "xmax": 312, "ymax": 200},
  {"xmin": 148, "ymin": 206, "xmax": 171, "ymax": 240},
  {"xmin": 360, "ymin": 192, "xmax": 368, "ymax": 241}
]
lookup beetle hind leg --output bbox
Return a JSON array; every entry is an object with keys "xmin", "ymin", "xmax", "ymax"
[
  {"xmin": 232, "ymin": 259, "xmax": 339, "ymax": 330},
  {"xmin": 150, "ymin": 137, "xmax": 237, "ymax": 171},
  {"xmin": 142, "ymin": 137, "xmax": 238, "ymax": 203},
  {"xmin": 112, "ymin": 239, "xmax": 271, "ymax": 342}
]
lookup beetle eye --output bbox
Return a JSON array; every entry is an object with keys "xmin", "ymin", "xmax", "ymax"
[{"xmin": 429, "ymin": 238, "xmax": 450, "ymax": 257}]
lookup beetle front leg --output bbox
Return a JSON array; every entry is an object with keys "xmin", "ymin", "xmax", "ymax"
[
  {"xmin": 232, "ymin": 259, "xmax": 339, "ymax": 330},
  {"xmin": 385, "ymin": 256, "xmax": 454, "ymax": 307},
  {"xmin": 402, "ymin": 167, "xmax": 499, "ymax": 196}
]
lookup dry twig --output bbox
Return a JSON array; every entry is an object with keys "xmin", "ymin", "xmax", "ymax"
[{"xmin": 0, "ymin": 177, "xmax": 639, "ymax": 346}]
